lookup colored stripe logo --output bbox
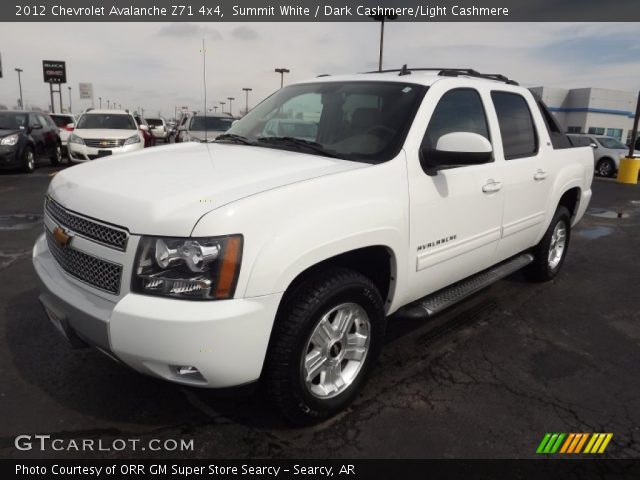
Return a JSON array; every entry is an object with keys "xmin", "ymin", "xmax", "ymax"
[{"xmin": 536, "ymin": 433, "xmax": 613, "ymax": 454}]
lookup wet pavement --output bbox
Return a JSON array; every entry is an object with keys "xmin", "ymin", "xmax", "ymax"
[{"xmin": 1, "ymin": 167, "xmax": 639, "ymax": 459}]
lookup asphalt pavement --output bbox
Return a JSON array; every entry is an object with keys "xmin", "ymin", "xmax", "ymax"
[{"xmin": 1, "ymin": 164, "xmax": 639, "ymax": 459}]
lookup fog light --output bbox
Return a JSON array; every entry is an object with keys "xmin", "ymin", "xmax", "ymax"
[{"xmin": 172, "ymin": 365, "xmax": 205, "ymax": 382}]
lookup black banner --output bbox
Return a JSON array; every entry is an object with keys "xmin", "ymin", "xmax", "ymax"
[
  {"xmin": 5, "ymin": 459, "xmax": 640, "ymax": 480},
  {"xmin": 4, "ymin": 0, "xmax": 640, "ymax": 22}
]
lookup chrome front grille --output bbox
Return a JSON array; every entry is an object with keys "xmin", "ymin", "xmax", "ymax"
[
  {"xmin": 45, "ymin": 197, "xmax": 128, "ymax": 251},
  {"xmin": 46, "ymin": 229, "xmax": 122, "ymax": 294},
  {"xmin": 83, "ymin": 138, "xmax": 125, "ymax": 148}
]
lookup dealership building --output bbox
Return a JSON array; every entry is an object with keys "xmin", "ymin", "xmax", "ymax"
[{"xmin": 530, "ymin": 86, "xmax": 636, "ymax": 144}]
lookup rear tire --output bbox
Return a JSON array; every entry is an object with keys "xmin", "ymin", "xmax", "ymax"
[
  {"xmin": 596, "ymin": 158, "xmax": 615, "ymax": 177},
  {"xmin": 524, "ymin": 206, "xmax": 571, "ymax": 282},
  {"xmin": 265, "ymin": 268, "xmax": 386, "ymax": 426},
  {"xmin": 50, "ymin": 143, "xmax": 62, "ymax": 166}
]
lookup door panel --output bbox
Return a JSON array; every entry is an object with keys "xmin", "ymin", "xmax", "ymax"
[
  {"xmin": 406, "ymin": 87, "xmax": 505, "ymax": 303},
  {"xmin": 489, "ymin": 91, "xmax": 554, "ymax": 261}
]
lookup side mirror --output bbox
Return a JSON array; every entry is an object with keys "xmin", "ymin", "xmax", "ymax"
[
  {"xmin": 31, "ymin": 123, "xmax": 43, "ymax": 130},
  {"xmin": 420, "ymin": 132, "xmax": 493, "ymax": 176},
  {"xmin": 590, "ymin": 142, "xmax": 598, "ymax": 149}
]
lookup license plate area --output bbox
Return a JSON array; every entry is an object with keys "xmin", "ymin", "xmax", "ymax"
[{"xmin": 97, "ymin": 150, "xmax": 112, "ymax": 158}]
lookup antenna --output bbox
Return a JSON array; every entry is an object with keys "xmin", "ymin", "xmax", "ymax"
[{"xmin": 201, "ymin": 38, "xmax": 208, "ymax": 142}]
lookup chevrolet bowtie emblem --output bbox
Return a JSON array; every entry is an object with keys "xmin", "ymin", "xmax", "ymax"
[
  {"xmin": 53, "ymin": 227, "xmax": 73, "ymax": 247},
  {"xmin": 100, "ymin": 140, "xmax": 108, "ymax": 146}
]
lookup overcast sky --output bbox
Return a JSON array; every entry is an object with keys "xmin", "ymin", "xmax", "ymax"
[{"xmin": 0, "ymin": 22, "xmax": 639, "ymax": 117}]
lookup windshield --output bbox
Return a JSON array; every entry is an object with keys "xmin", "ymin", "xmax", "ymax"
[
  {"xmin": 50, "ymin": 115, "xmax": 74, "ymax": 128},
  {"xmin": 146, "ymin": 118, "xmax": 163, "ymax": 127},
  {"xmin": 76, "ymin": 113, "xmax": 136, "ymax": 130},
  {"xmin": 597, "ymin": 137, "xmax": 627, "ymax": 149},
  {"xmin": 222, "ymin": 81, "xmax": 428, "ymax": 163},
  {"xmin": 0, "ymin": 112, "xmax": 28, "ymax": 130},
  {"xmin": 190, "ymin": 116, "xmax": 234, "ymax": 131}
]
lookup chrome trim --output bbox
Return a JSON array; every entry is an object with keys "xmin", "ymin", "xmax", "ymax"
[{"xmin": 45, "ymin": 196, "xmax": 129, "ymax": 251}]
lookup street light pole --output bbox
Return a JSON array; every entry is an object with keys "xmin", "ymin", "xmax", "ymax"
[
  {"xmin": 242, "ymin": 87, "xmax": 252, "ymax": 115},
  {"xmin": 370, "ymin": 13, "xmax": 398, "ymax": 71},
  {"xmin": 107, "ymin": 100, "xmax": 110, "ymax": 109},
  {"xmin": 227, "ymin": 97, "xmax": 235, "ymax": 117},
  {"xmin": 219, "ymin": 101, "xmax": 226, "ymax": 113},
  {"xmin": 99, "ymin": 97, "xmax": 102, "ymax": 108},
  {"xmin": 213, "ymin": 105, "xmax": 218, "ymax": 113},
  {"xmin": 14, "ymin": 68, "xmax": 24, "ymax": 109},
  {"xmin": 68, "ymin": 86, "xmax": 72, "ymax": 113},
  {"xmin": 275, "ymin": 68, "xmax": 290, "ymax": 89}
]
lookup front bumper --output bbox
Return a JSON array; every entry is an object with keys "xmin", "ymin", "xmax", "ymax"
[
  {"xmin": 33, "ymin": 233, "xmax": 282, "ymax": 387},
  {"xmin": 68, "ymin": 142, "xmax": 144, "ymax": 162},
  {"xmin": 0, "ymin": 145, "xmax": 20, "ymax": 168}
]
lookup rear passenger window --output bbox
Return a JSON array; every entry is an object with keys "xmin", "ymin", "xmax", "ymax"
[{"xmin": 491, "ymin": 92, "xmax": 538, "ymax": 160}]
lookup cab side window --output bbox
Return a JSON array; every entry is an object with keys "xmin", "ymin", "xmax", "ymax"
[
  {"xmin": 491, "ymin": 92, "xmax": 538, "ymax": 159},
  {"xmin": 422, "ymin": 88, "xmax": 490, "ymax": 153}
]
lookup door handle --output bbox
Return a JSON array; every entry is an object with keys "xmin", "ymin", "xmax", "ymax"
[
  {"xmin": 533, "ymin": 169, "xmax": 548, "ymax": 181},
  {"xmin": 482, "ymin": 180, "xmax": 502, "ymax": 193}
]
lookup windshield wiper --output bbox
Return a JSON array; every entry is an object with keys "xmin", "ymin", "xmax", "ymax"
[
  {"xmin": 257, "ymin": 136, "xmax": 340, "ymax": 158},
  {"xmin": 214, "ymin": 133, "xmax": 256, "ymax": 145}
]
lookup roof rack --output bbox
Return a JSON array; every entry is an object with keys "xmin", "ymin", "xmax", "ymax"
[{"xmin": 365, "ymin": 65, "xmax": 519, "ymax": 85}]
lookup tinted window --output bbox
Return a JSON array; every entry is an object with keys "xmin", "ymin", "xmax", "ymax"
[
  {"xmin": 491, "ymin": 92, "xmax": 537, "ymax": 159},
  {"xmin": 0, "ymin": 112, "xmax": 28, "ymax": 130},
  {"xmin": 50, "ymin": 115, "xmax": 74, "ymax": 128},
  {"xmin": 146, "ymin": 118, "xmax": 163, "ymax": 127},
  {"xmin": 190, "ymin": 116, "xmax": 234, "ymax": 131},
  {"xmin": 37, "ymin": 114, "xmax": 51, "ymax": 128},
  {"xmin": 76, "ymin": 114, "xmax": 136, "ymax": 130},
  {"xmin": 422, "ymin": 88, "xmax": 489, "ymax": 151}
]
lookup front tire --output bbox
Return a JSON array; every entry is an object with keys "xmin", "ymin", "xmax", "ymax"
[
  {"xmin": 596, "ymin": 158, "xmax": 615, "ymax": 177},
  {"xmin": 23, "ymin": 147, "xmax": 35, "ymax": 174},
  {"xmin": 524, "ymin": 206, "xmax": 571, "ymax": 282},
  {"xmin": 265, "ymin": 268, "xmax": 386, "ymax": 425}
]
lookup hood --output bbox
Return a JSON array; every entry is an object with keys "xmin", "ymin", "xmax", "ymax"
[
  {"xmin": 48, "ymin": 142, "xmax": 367, "ymax": 236},
  {"xmin": 74, "ymin": 129, "xmax": 138, "ymax": 139},
  {"xmin": 0, "ymin": 129, "xmax": 21, "ymax": 138}
]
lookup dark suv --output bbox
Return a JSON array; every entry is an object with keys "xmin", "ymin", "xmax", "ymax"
[{"xmin": 0, "ymin": 111, "xmax": 62, "ymax": 173}]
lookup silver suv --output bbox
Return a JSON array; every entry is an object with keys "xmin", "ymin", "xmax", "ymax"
[{"xmin": 568, "ymin": 133, "xmax": 628, "ymax": 177}]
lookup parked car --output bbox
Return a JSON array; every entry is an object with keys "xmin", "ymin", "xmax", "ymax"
[
  {"xmin": 49, "ymin": 113, "xmax": 76, "ymax": 157},
  {"xmin": 146, "ymin": 117, "xmax": 169, "ymax": 143},
  {"xmin": 68, "ymin": 109, "xmax": 144, "ymax": 162},
  {"xmin": 33, "ymin": 68, "xmax": 593, "ymax": 425},
  {"xmin": 0, "ymin": 110, "xmax": 62, "ymax": 173},
  {"xmin": 134, "ymin": 115, "xmax": 156, "ymax": 148},
  {"xmin": 567, "ymin": 133, "xmax": 628, "ymax": 177},
  {"xmin": 177, "ymin": 113, "xmax": 233, "ymax": 142}
]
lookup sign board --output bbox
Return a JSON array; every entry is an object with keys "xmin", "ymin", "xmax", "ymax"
[
  {"xmin": 42, "ymin": 60, "xmax": 66, "ymax": 83},
  {"xmin": 79, "ymin": 83, "xmax": 93, "ymax": 100}
]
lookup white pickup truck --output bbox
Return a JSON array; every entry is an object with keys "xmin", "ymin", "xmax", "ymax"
[{"xmin": 33, "ymin": 68, "xmax": 593, "ymax": 425}]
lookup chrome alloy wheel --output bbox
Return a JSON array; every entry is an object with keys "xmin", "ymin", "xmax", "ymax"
[
  {"xmin": 302, "ymin": 302, "xmax": 371, "ymax": 399},
  {"xmin": 548, "ymin": 220, "xmax": 567, "ymax": 269}
]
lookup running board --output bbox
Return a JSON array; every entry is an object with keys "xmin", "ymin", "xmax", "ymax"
[{"xmin": 400, "ymin": 253, "xmax": 534, "ymax": 318}]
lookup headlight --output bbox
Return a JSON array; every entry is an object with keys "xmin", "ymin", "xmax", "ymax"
[
  {"xmin": 132, "ymin": 235, "xmax": 243, "ymax": 300},
  {"xmin": 0, "ymin": 134, "xmax": 19, "ymax": 146},
  {"xmin": 124, "ymin": 134, "xmax": 141, "ymax": 145},
  {"xmin": 69, "ymin": 133, "xmax": 85, "ymax": 145}
]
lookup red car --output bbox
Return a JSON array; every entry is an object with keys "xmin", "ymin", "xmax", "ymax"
[{"xmin": 134, "ymin": 115, "xmax": 156, "ymax": 147}]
